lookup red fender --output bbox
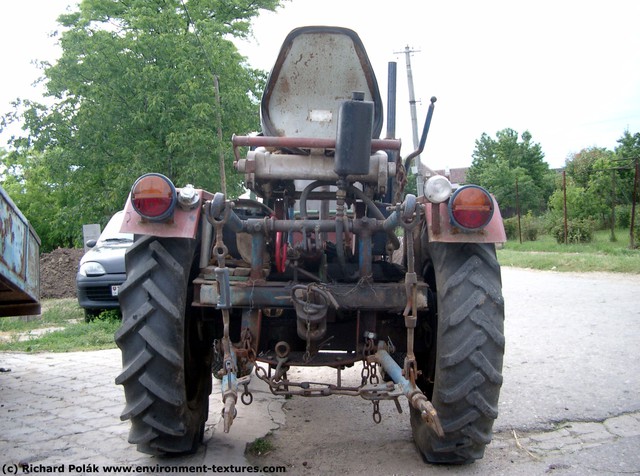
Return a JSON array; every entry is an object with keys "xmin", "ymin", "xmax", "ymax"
[
  {"xmin": 422, "ymin": 196, "xmax": 507, "ymax": 244},
  {"xmin": 120, "ymin": 189, "xmax": 213, "ymax": 239}
]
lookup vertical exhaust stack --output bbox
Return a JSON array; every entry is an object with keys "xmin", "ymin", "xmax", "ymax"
[{"xmin": 334, "ymin": 91, "xmax": 374, "ymax": 177}]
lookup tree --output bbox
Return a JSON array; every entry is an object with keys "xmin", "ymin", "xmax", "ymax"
[
  {"xmin": 564, "ymin": 147, "xmax": 611, "ymax": 189},
  {"xmin": 1, "ymin": 0, "xmax": 281, "ymax": 250},
  {"xmin": 616, "ymin": 130, "xmax": 640, "ymax": 161},
  {"xmin": 562, "ymin": 139, "xmax": 637, "ymax": 229},
  {"xmin": 467, "ymin": 128, "xmax": 554, "ymax": 214},
  {"xmin": 614, "ymin": 130, "xmax": 640, "ymax": 207},
  {"xmin": 1, "ymin": 147, "xmax": 80, "ymax": 250},
  {"xmin": 548, "ymin": 180, "xmax": 602, "ymax": 221}
]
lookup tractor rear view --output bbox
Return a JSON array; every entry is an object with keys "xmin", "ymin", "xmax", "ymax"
[{"xmin": 115, "ymin": 26, "xmax": 506, "ymax": 464}]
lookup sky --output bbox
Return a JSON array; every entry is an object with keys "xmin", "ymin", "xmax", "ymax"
[{"xmin": 1, "ymin": 0, "xmax": 639, "ymax": 171}]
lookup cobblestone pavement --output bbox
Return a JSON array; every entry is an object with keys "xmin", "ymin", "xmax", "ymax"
[
  {"xmin": 1, "ymin": 268, "xmax": 640, "ymax": 475},
  {"xmin": 2, "ymin": 349, "xmax": 640, "ymax": 475},
  {"xmin": 0, "ymin": 349, "xmax": 284, "ymax": 475}
]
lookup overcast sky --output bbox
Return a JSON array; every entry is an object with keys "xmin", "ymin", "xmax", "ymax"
[{"xmin": 2, "ymin": 0, "xmax": 639, "ymax": 170}]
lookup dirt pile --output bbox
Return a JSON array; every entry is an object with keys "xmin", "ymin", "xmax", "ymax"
[{"xmin": 39, "ymin": 248, "xmax": 84, "ymax": 299}]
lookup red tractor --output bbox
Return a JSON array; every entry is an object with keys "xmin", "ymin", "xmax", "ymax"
[{"xmin": 116, "ymin": 26, "xmax": 506, "ymax": 464}]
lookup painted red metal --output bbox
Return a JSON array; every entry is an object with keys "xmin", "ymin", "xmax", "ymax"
[
  {"xmin": 120, "ymin": 189, "xmax": 213, "ymax": 239},
  {"xmin": 423, "ymin": 196, "xmax": 507, "ymax": 243}
]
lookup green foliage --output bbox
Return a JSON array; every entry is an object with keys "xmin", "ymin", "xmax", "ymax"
[
  {"xmin": 564, "ymin": 147, "xmax": 611, "ymax": 188},
  {"xmin": 559, "ymin": 141, "xmax": 638, "ymax": 229},
  {"xmin": 246, "ymin": 436, "xmax": 274, "ymax": 456},
  {"xmin": 1, "ymin": 148, "xmax": 86, "ymax": 249},
  {"xmin": 617, "ymin": 204, "xmax": 633, "ymax": 229},
  {"xmin": 503, "ymin": 216, "xmax": 518, "ymax": 241},
  {"xmin": 467, "ymin": 128, "xmax": 555, "ymax": 214},
  {"xmin": 404, "ymin": 171, "xmax": 418, "ymax": 197},
  {"xmin": 551, "ymin": 218, "xmax": 595, "ymax": 244},
  {"xmin": 522, "ymin": 212, "xmax": 541, "ymax": 241},
  {"xmin": 547, "ymin": 181, "xmax": 603, "ymax": 222},
  {"xmin": 503, "ymin": 212, "xmax": 541, "ymax": 242},
  {"xmin": 1, "ymin": 0, "xmax": 282, "ymax": 250},
  {"xmin": 616, "ymin": 130, "xmax": 640, "ymax": 162},
  {"xmin": 95, "ymin": 308, "xmax": 122, "ymax": 322}
]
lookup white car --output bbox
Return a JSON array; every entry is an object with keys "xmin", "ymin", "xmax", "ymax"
[{"xmin": 76, "ymin": 211, "xmax": 132, "ymax": 321}]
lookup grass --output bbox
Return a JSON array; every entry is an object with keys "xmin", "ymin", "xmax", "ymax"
[
  {"xmin": 246, "ymin": 436, "xmax": 275, "ymax": 456},
  {"xmin": 0, "ymin": 298, "xmax": 120, "ymax": 352},
  {"xmin": 498, "ymin": 229, "xmax": 640, "ymax": 273}
]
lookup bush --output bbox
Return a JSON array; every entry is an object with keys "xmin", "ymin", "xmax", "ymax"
[
  {"xmin": 551, "ymin": 218, "xmax": 596, "ymax": 244},
  {"xmin": 634, "ymin": 221, "xmax": 640, "ymax": 248},
  {"xmin": 521, "ymin": 212, "xmax": 540, "ymax": 241},
  {"xmin": 503, "ymin": 212, "xmax": 541, "ymax": 242},
  {"xmin": 95, "ymin": 309, "xmax": 122, "ymax": 323},
  {"xmin": 617, "ymin": 204, "xmax": 632, "ymax": 229},
  {"xmin": 503, "ymin": 217, "xmax": 519, "ymax": 241},
  {"xmin": 618, "ymin": 204, "xmax": 640, "ymax": 236}
]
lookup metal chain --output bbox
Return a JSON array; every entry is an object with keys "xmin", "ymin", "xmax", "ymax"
[
  {"xmin": 369, "ymin": 361, "xmax": 379, "ymax": 385},
  {"xmin": 360, "ymin": 362, "xmax": 370, "ymax": 386},
  {"xmin": 361, "ymin": 337, "xmax": 375, "ymax": 386},
  {"xmin": 303, "ymin": 317, "xmax": 311, "ymax": 363},
  {"xmin": 361, "ymin": 337, "xmax": 382, "ymax": 422},
  {"xmin": 239, "ymin": 375, "xmax": 253, "ymax": 405},
  {"xmin": 240, "ymin": 328, "xmax": 257, "ymax": 362},
  {"xmin": 372, "ymin": 401, "xmax": 382, "ymax": 424}
]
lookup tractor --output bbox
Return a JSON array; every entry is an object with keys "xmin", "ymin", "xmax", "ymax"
[{"xmin": 116, "ymin": 26, "xmax": 506, "ymax": 464}]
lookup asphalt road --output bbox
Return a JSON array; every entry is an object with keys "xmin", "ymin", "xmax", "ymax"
[{"xmin": 1, "ymin": 267, "xmax": 639, "ymax": 475}]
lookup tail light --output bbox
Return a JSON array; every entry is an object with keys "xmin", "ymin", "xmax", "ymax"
[
  {"xmin": 131, "ymin": 173, "xmax": 177, "ymax": 221},
  {"xmin": 448, "ymin": 185, "xmax": 494, "ymax": 231}
]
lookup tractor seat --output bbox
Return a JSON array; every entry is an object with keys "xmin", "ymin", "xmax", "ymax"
[{"xmin": 260, "ymin": 26, "xmax": 384, "ymax": 141}]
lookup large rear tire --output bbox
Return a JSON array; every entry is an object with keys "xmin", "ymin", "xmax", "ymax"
[
  {"xmin": 115, "ymin": 236, "xmax": 212, "ymax": 455},
  {"xmin": 412, "ymin": 242, "xmax": 505, "ymax": 464}
]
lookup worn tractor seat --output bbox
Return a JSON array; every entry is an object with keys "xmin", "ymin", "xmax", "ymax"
[{"xmin": 260, "ymin": 26, "xmax": 384, "ymax": 140}]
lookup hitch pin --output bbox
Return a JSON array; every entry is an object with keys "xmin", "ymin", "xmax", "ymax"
[
  {"xmin": 215, "ymin": 267, "xmax": 240, "ymax": 433},
  {"xmin": 221, "ymin": 344, "xmax": 238, "ymax": 433}
]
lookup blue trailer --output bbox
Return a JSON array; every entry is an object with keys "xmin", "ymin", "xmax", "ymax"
[{"xmin": 0, "ymin": 184, "xmax": 41, "ymax": 317}]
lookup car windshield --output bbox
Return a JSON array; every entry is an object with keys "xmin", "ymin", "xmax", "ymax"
[{"xmin": 97, "ymin": 211, "xmax": 134, "ymax": 246}]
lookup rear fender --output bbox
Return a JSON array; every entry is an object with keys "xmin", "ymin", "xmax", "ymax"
[
  {"xmin": 423, "ymin": 196, "xmax": 506, "ymax": 243},
  {"xmin": 120, "ymin": 189, "xmax": 213, "ymax": 239}
]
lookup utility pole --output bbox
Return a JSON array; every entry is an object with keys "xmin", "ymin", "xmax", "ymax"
[
  {"xmin": 395, "ymin": 46, "xmax": 422, "ymax": 194},
  {"xmin": 630, "ymin": 158, "xmax": 639, "ymax": 249}
]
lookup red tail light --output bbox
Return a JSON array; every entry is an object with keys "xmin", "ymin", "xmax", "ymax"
[
  {"xmin": 448, "ymin": 185, "xmax": 494, "ymax": 231},
  {"xmin": 131, "ymin": 173, "xmax": 177, "ymax": 221}
]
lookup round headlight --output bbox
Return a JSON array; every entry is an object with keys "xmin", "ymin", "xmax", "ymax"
[
  {"xmin": 424, "ymin": 175, "xmax": 453, "ymax": 204},
  {"xmin": 79, "ymin": 262, "xmax": 107, "ymax": 277},
  {"xmin": 131, "ymin": 173, "xmax": 177, "ymax": 221},
  {"xmin": 178, "ymin": 184, "xmax": 200, "ymax": 210}
]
